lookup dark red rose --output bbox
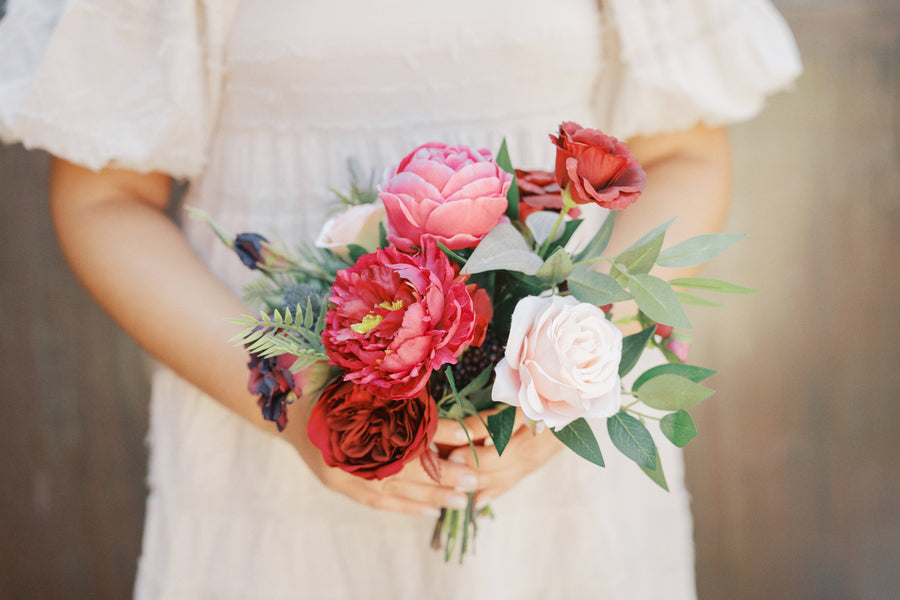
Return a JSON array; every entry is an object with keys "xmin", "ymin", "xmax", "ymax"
[
  {"xmin": 307, "ymin": 379, "xmax": 438, "ymax": 480},
  {"xmin": 247, "ymin": 353, "xmax": 297, "ymax": 431},
  {"xmin": 551, "ymin": 122, "xmax": 646, "ymax": 210},
  {"xmin": 514, "ymin": 169, "xmax": 582, "ymax": 221}
]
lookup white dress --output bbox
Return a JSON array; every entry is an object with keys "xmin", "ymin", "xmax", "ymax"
[{"xmin": 0, "ymin": 1, "xmax": 801, "ymax": 598}]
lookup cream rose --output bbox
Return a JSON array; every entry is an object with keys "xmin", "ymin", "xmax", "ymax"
[
  {"xmin": 314, "ymin": 200, "xmax": 385, "ymax": 260},
  {"xmin": 492, "ymin": 295, "xmax": 622, "ymax": 430}
]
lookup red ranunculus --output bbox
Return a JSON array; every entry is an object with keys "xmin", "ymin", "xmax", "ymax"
[
  {"xmin": 514, "ymin": 169, "xmax": 581, "ymax": 221},
  {"xmin": 551, "ymin": 122, "xmax": 646, "ymax": 210},
  {"xmin": 466, "ymin": 283, "xmax": 493, "ymax": 348},
  {"xmin": 323, "ymin": 239, "xmax": 476, "ymax": 399},
  {"xmin": 307, "ymin": 379, "xmax": 437, "ymax": 480}
]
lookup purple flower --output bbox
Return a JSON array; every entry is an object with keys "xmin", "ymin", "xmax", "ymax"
[
  {"xmin": 234, "ymin": 233, "xmax": 269, "ymax": 269},
  {"xmin": 247, "ymin": 353, "xmax": 297, "ymax": 431}
]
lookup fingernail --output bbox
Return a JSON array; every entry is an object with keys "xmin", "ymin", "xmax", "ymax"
[
  {"xmin": 447, "ymin": 495, "xmax": 469, "ymax": 510},
  {"xmin": 421, "ymin": 507, "xmax": 441, "ymax": 518},
  {"xmin": 449, "ymin": 453, "xmax": 466, "ymax": 464},
  {"xmin": 483, "ymin": 436, "xmax": 494, "ymax": 447},
  {"xmin": 455, "ymin": 428, "xmax": 469, "ymax": 442},
  {"xmin": 455, "ymin": 474, "xmax": 478, "ymax": 492}
]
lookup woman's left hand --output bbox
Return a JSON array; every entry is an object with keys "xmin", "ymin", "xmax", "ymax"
[{"xmin": 432, "ymin": 412, "xmax": 563, "ymax": 508}]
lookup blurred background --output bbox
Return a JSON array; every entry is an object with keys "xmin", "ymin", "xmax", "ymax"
[{"xmin": 1, "ymin": 0, "xmax": 898, "ymax": 598}]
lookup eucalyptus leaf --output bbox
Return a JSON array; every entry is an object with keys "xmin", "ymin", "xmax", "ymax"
[
  {"xmin": 637, "ymin": 374, "xmax": 714, "ymax": 411},
  {"xmin": 526, "ymin": 211, "xmax": 565, "ymax": 245},
  {"xmin": 625, "ymin": 217, "xmax": 676, "ymax": 251},
  {"xmin": 457, "ymin": 365, "xmax": 494, "ymax": 399},
  {"xmin": 567, "ymin": 265, "xmax": 631, "ymax": 306},
  {"xmin": 612, "ymin": 232, "xmax": 664, "ymax": 278},
  {"xmin": 496, "ymin": 139, "xmax": 520, "ymax": 221},
  {"xmin": 627, "ymin": 273, "xmax": 692, "ymax": 329},
  {"xmin": 462, "ymin": 223, "xmax": 543, "ymax": 275},
  {"xmin": 551, "ymin": 418, "xmax": 605, "ymax": 467},
  {"xmin": 656, "ymin": 233, "xmax": 745, "ymax": 268},
  {"xmin": 549, "ymin": 219, "xmax": 585, "ymax": 253},
  {"xmin": 660, "ymin": 410, "xmax": 698, "ymax": 447},
  {"xmin": 572, "ymin": 210, "xmax": 616, "ymax": 262},
  {"xmin": 619, "ymin": 325, "xmax": 657, "ymax": 378},
  {"xmin": 632, "ymin": 363, "xmax": 716, "ymax": 392},
  {"xmin": 639, "ymin": 446, "xmax": 669, "ymax": 491},
  {"xmin": 486, "ymin": 406, "xmax": 517, "ymax": 456},
  {"xmin": 675, "ymin": 290, "xmax": 725, "ymax": 308},
  {"xmin": 669, "ymin": 277, "xmax": 758, "ymax": 295},
  {"xmin": 608, "ymin": 411, "xmax": 657, "ymax": 469},
  {"xmin": 536, "ymin": 247, "xmax": 573, "ymax": 285}
]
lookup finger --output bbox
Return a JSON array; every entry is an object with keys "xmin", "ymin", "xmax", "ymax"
[
  {"xmin": 431, "ymin": 407, "xmax": 526, "ymax": 446},
  {"xmin": 394, "ymin": 455, "xmax": 480, "ymax": 492}
]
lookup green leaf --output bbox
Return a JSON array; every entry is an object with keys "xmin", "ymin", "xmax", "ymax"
[
  {"xmin": 496, "ymin": 139, "xmax": 520, "ymax": 221},
  {"xmin": 627, "ymin": 273, "xmax": 692, "ymax": 329},
  {"xmin": 463, "ymin": 223, "xmax": 544, "ymax": 275},
  {"xmin": 457, "ymin": 364, "xmax": 494, "ymax": 399},
  {"xmin": 625, "ymin": 217, "xmax": 676, "ymax": 251},
  {"xmin": 608, "ymin": 411, "xmax": 657, "ymax": 469},
  {"xmin": 551, "ymin": 418, "xmax": 605, "ymax": 467},
  {"xmin": 632, "ymin": 363, "xmax": 716, "ymax": 392},
  {"xmin": 486, "ymin": 406, "xmax": 517, "ymax": 456},
  {"xmin": 378, "ymin": 221, "xmax": 388, "ymax": 249},
  {"xmin": 525, "ymin": 211, "xmax": 564, "ymax": 245},
  {"xmin": 572, "ymin": 210, "xmax": 616, "ymax": 262},
  {"xmin": 669, "ymin": 277, "xmax": 758, "ymax": 295},
  {"xmin": 567, "ymin": 265, "xmax": 631, "ymax": 306},
  {"xmin": 550, "ymin": 219, "xmax": 585, "ymax": 253},
  {"xmin": 637, "ymin": 374, "xmax": 715, "ymax": 411},
  {"xmin": 656, "ymin": 233, "xmax": 745, "ymax": 268},
  {"xmin": 536, "ymin": 247, "xmax": 573, "ymax": 285},
  {"xmin": 675, "ymin": 290, "xmax": 725, "ymax": 308},
  {"xmin": 660, "ymin": 410, "xmax": 698, "ymax": 447},
  {"xmin": 612, "ymin": 232, "xmax": 665, "ymax": 279},
  {"xmin": 639, "ymin": 446, "xmax": 669, "ymax": 491},
  {"xmin": 619, "ymin": 325, "xmax": 657, "ymax": 378},
  {"xmin": 347, "ymin": 244, "xmax": 369, "ymax": 263}
]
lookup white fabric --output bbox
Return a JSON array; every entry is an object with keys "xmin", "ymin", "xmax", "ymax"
[{"xmin": 0, "ymin": 0, "xmax": 800, "ymax": 598}]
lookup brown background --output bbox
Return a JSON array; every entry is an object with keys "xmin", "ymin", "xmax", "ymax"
[{"xmin": 1, "ymin": 1, "xmax": 898, "ymax": 598}]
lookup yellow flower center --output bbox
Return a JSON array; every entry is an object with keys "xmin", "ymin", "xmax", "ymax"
[{"xmin": 350, "ymin": 300, "xmax": 405, "ymax": 335}]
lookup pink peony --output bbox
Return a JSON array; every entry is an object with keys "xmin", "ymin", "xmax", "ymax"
[
  {"xmin": 492, "ymin": 295, "xmax": 623, "ymax": 430},
  {"xmin": 323, "ymin": 239, "xmax": 476, "ymax": 399},
  {"xmin": 551, "ymin": 122, "xmax": 646, "ymax": 210},
  {"xmin": 379, "ymin": 142, "xmax": 512, "ymax": 252}
]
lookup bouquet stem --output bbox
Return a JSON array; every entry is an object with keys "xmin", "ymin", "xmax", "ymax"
[{"xmin": 431, "ymin": 493, "xmax": 487, "ymax": 563}]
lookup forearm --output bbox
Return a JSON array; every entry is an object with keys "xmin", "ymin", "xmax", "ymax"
[
  {"xmin": 49, "ymin": 160, "xmax": 284, "ymax": 437},
  {"xmin": 607, "ymin": 124, "xmax": 733, "ymax": 280}
]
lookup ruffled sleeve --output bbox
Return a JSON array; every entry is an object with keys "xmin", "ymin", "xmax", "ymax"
[
  {"xmin": 596, "ymin": 0, "xmax": 802, "ymax": 139},
  {"xmin": 0, "ymin": 0, "xmax": 239, "ymax": 178}
]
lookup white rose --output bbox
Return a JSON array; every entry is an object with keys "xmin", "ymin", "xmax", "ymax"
[
  {"xmin": 492, "ymin": 295, "xmax": 622, "ymax": 430},
  {"xmin": 314, "ymin": 200, "xmax": 385, "ymax": 260}
]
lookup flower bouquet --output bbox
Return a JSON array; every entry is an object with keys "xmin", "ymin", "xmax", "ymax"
[{"xmin": 194, "ymin": 122, "xmax": 753, "ymax": 562}]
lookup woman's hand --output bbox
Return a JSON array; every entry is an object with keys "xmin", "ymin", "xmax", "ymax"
[
  {"xmin": 283, "ymin": 402, "xmax": 480, "ymax": 517},
  {"xmin": 432, "ymin": 411, "xmax": 564, "ymax": 509}
]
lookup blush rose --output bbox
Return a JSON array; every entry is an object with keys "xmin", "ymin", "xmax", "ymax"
[
  {"xmin": 551, "ymin": 122, "xmax": 646, "ymax": 210},
  {"xmin": 492, "ymin": 295, "xmax": 623, "ymax": 430},
  {"xmin": 379, "ymin": 142, "xmax": 512, "ymax": 252},
  {"xmin": 307, "ymin": 379, "xmax": 437, "ymax": 480},
  {"xmin": 314, "ymin": 200, "xmax": 386, "ymax": 261}
]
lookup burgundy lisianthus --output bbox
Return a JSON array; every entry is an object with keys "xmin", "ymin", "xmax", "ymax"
[
  {"xmin": 379, "ymin": 142, "xmax": 512, "ymax": 253},
  {"xmin": 307, "ymin": 379, "xmax": 437, "ymax": 480},
  {"xmin": 323, "ymin": 239, "xmax": 476, "ymax": 400},
  {"xmin": 515, "ymin": 169, "xmax": 581, "ymax": 221},
  {"xmin": 551, "ymin": 122, "xmax": 646, "ymax": 210},
  {"xmin": 247, "ymin": 353, "xmax": 297, "ymax": 431}
]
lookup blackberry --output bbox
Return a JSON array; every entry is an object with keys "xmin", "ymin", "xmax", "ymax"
[{"xmin": 431, "ymin": 328, "xmax": 505, "ymax": 401}]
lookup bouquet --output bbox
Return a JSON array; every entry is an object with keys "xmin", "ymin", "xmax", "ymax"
[{"xmin": 194, "ymin": 122, "xmax": 753, "ymax": 561}]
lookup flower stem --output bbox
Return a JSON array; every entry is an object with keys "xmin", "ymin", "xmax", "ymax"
[{"xmin": 537, "ymin": 186, "xmax": 576, "ymax": 257}]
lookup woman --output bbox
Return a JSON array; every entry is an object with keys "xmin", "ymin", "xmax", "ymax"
[{"xmin": 0, "ymin": 0, "xmax": 800, "ymax": 597}]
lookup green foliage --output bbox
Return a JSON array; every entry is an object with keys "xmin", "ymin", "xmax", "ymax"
[
  {"xmin": 551, "ymin": 418, "xmax": 605, "ymax": 467},
  {"xmin": 610, "ymin": 232, "xmax": 665, "ymax": 283},
  {"xmin": 639, "ymin": 446, "xmax": 669, "ymax": 491},
  {"xmin": 228, "ymin": 300, "xmax": 328, "ymax": 371},
  {"xmin": 632, "ymin": 363, "xmax": 716, "ymax": 392},
  {"xmin": 627, "ymin": 273, "xmax": 692, "ymax": 329},
  {"xmin": 656, "ymin": 233, "xmax": 745, "ymax": 268},
  {"xmin": 496, "ymin": 139, "xmax": 520, "ymax": 221},
  {"xmin": 567, "ymin": 266, "xmax": 631, "ymax": 306},
  {"xmin": 675, "ymin": 290, "xmax": 725, "ymax": 308},
  {"xmin": 608, "ymin": 411, "xmax": 657, "ymax": 470},
  {"xmin": 660, "ymin": 410, "xmax": 698, "ymax": 447},
  {"xmin": 486, "ymin": 406, "xmax": 517, "ymax": 456},
  {"xmin": 572, "ymin": 210, "xmax": 616, "ymax": 263},
  {"xmin": 463, "ymin": 223, "xmax": 543, "ymax": 275},
  {"xmin": 637, "ymin": 374, "xmax": 714, "ymax": 411},
  {"xmin": 669, "ymin": 277, "xmax": 758, "ymax": 295},
  {"xmin": 619, "ymin": 325, "xmax": 657, "ymax": 378},
  {"xmin": 536, "ymin": 247, "xmax": 573, "ymax": 286}
]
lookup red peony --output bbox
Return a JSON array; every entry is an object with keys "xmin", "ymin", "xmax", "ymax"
[
  {"xmin": 307, "ymin": 379, "xmax": 437, "ymax": 480},
  {"xmin": 551, "ymin": 122, "xmax": 646, "ymax": 210},
  {"xmin": 323, "ymin": 239, "xmax": 476, "ymax": 400}
]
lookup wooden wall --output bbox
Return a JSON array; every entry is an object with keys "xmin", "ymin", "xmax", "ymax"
[{"xmin": 0, "ymin": 1, "xmax": 897, "ymax": 598}]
